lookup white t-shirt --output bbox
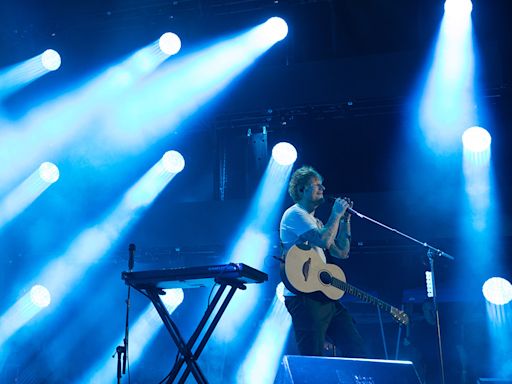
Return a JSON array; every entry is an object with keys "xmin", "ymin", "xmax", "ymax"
[
  {"xmin": 280, "ymin": 204, "xmax": 326, "ymax": 296},
  {"xmin": 280, "ymin": 203, "xmax": 326, "ymax": 260}
]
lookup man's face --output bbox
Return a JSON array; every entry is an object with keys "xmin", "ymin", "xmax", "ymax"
[{"xmin": 302, "ymin": 177, "xmax": 325, "ymax": 205}]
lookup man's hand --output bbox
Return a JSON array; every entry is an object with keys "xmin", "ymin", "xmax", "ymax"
[{"xmin": 332, "ymin": 197, "xmax": 351, "ymax": 218}]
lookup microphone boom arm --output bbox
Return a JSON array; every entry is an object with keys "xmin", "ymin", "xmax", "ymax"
[
  {"xmin": 330, "ymin": 196, "xmax": 453, "ymax": 384},
  {"xmin": 346, "ymin": 207, "xmax": 454, "ymax": 260}
]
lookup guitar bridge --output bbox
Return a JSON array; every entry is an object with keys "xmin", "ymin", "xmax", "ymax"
[{"xmin": 302, "ymin": 258, "xmax": 311, "ymax": 281}]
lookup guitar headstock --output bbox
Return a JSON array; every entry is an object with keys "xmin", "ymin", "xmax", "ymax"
[{"xmin": 390, "ymin": 307, "xmax": 409, "ymax": 326}]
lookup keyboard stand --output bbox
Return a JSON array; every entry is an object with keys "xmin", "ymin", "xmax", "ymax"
[{"xmin": 139, "ymin": 278, "xmax": 248, "ymax": 384}]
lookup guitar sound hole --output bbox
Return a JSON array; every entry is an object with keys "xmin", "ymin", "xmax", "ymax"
[{"xmin": 319, "ymin": 271, "xmax": 332, "ymax": 285}]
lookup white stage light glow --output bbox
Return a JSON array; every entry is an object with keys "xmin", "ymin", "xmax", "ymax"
[
  {"xmin": 482, "ymin": 277, "xmax": 512, "ymax": 306},
  {"xmin": 462, "ymin": 126, "xmax": 491, "ymax": 153},
  {"xmin": 30, "ymin": 285, "xmax": 52, "ymax": 308},
  {"xmin": 444, "ymin": 0, "xmax": 473, "ymax": 16},
  {"xmin": 159, "ymin": 32, "xmax": 182, "ymax": 56},
  {"xmin": 38, "ymin": 162, "xmax": 60, "ymax": 184},
  {"xmin": 272, "ymin": 142, "xmax": 297, "ymax": 166},
  {"xmin": 260, "ymin": 17, "xmax": 288, "ymax": 44},
  {"xmin": 162, "ymin": 150, "xmax": 185, "ymax": 173},
  {"xmin": 41, "ymin": 49, "xmax": 61, "ymax": 71}
]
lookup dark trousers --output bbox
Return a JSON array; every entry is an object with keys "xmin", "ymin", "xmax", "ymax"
[{"xmin": 284, "ymin": 295, "xmax": 366, "ymax": 358}]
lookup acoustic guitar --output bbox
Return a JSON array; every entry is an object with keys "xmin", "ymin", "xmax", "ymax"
[{"xmin": 281, "ymin": 244, "xmax": 409, "ymax": 326}]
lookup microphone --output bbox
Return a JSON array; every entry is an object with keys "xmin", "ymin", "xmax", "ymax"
[
  {"xmin": 325, "ymin": 195, "xmax": 359, "ymax": 216},
  {"xmin": 128, "ymin": 243, "xmax": 136, "ymax": 271}
]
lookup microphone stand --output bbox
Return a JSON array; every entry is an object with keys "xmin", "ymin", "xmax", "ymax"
[
  {"xmin": 114, "ymin": 243, "xmax": 136, "ymax": 384},
  {"xmin": 347, "ymin": 206, "xmax": 453, "ymax": 384}
]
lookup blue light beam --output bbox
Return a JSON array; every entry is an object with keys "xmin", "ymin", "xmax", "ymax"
[
  {"xmin": 83, "ymin": 289, "xmax": 184, "ymax": 384},
  {"xmin": 215, "ymin": 155, "xmax": 295, "ymax": 342},
  {"xmin": 0, "ymin": 285, "xmax": 51, "ymax": 346},
  {"xmin": 0, "ymin": 50, "xmax": 61, "ymax": 99},
  {"xmin": 418, "ymin": 0, "xmax": 475, "ymax": 152},
  {"xmin": 1, "ymin": 151, "xmax": 184, "ymax": 331},
  {"xmin": 485, "ymin": 287, "xmax": 512, "ymax": 379},
  {"xmin": 236, "ymin": 295, "xmax": 291, "ymax": 384},
  {"xmin": 99, "ymin": 17, "xmax": 289, "ymax": 152},
  {"xmin": 0, "ymin": 36, "xmax": 178, "ymax": 192},
  {"xmin": 0, "ymin": 162, "xmax": 59, "ymax": 228},
  {"xmin": 462, "ymin": 127, "xmax": 492, "ymax": 232}
]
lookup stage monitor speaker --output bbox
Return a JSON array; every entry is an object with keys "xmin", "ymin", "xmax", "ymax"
[{"xmin": 274, "ymin": 355, "xmax": 422, "ymax": 384}]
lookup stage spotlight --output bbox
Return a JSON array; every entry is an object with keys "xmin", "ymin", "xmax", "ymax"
[
  {"xmin": 272, "ymin": 142, "xmax": 297, "ymax": 166},
  {"xmin": 41, "ymin": 49, "xmax": 61, "ymax": 71},
  {"xmin": 162, "ymin": 150, "xmax": 185, "ymax": 174},
  {"xmin": 462, "ymin": 126, "xmax": 491, "ymax": 153},
  {"xmin": 261, "ymin": 17, "xmax": 288, "ymax": 43},
  {"xmin": 30, "ymin": 285, "xmax": 51, "ymax": 308},
  {"xmin": 0, "ymin": 162, "xmax": 60, "ymax": 228},
  {"xmin": 159, "ymin": 32, "xmax": 182, "ymax": 56},
  {"xmin": 483, "ymin": 277, "xmax": 512, "ymax": 306},
  {"xmin": 444, "ymin": 0, "xmax": 473, "ymax": 16},
  {"xmin": 38, "ymin": 162, "xmax": 60, "ymax": 184}
]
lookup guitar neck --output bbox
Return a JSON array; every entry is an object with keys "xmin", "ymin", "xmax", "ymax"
[{"xmin": 332, "ymin": 277, "xmax": 395, "ymax": 313}]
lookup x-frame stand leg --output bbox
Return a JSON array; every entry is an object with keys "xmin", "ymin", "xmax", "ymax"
[{"xmin": 142, "ymin": 278, "xmax": 246, "ymax": 384}]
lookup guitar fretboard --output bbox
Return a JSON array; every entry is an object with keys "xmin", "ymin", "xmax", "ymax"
[{"xmin": 331, "ymin": 277, "xmax": 393, "ymax": 313}]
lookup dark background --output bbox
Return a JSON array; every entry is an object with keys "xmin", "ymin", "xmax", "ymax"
[{"xmin": 1, "ymin": 1, "xmax": 511, "ymax": 383}]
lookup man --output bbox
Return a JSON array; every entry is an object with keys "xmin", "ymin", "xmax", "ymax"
[{"xmin": 279, "ymin": 165, "xmax": 366, "ymax": 357}]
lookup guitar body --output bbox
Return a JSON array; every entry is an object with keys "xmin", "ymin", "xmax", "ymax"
[
  {"xmin": 281, "ymin": 244, "xmax": 410, "ymax": 326},
  {"xmin": 282, "ymin": 244, "xmax": 346, "ymax": 301}
]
